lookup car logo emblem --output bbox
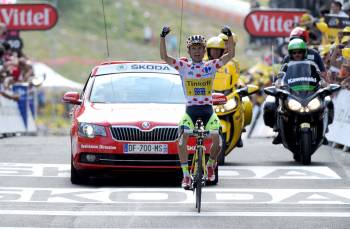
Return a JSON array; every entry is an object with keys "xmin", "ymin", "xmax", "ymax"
[{"xmin": 142, "ymin": 121, "xmax": 151, "ymax": 129}]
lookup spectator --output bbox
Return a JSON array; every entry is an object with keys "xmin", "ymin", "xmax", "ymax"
[
  {"xmin": 330, "ymin": 0, "xmax": 349, "ymax": 17},
  {"xmin": 143, "ymin": 25, "xmax": 152, "ymax": 44},
  {"xmin": 0, "ymin": 76, "xmax": 19, "ymax": 101},
  {"xmin": 343, "ymin": 2, "xmax": 350, "ymax": 16},
  {"xmin": 299, "ymin": 13, "xmax": 322, "ymax": 46},
  {"xmin": 330, "ymin": 35, "xmax": 350, "ymax": 70},
  {"xmin": 250, "ymin": 0, "xmax": 260, "ymax": 9},
  {"xmin": 0, "ymin": 23, "xmax": 7, "ymax": 44},
  {"xmin": 339, "ymin": 47, "xmax": 350, "ymax": 83},
  {"xmin": 320, "ymin": 44, "xmax": 332, "ymax": 71}
]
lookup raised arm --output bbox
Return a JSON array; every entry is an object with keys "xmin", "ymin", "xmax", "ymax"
[
  {"xmin": 220, "ymin": 26, "xmax": 236, "ymax": 65},
  {"xmin": 160, "ymin": 26, "xmax": 176, "ymax": 65}
]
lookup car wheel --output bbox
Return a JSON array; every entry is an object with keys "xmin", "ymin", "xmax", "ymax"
[{"xmin": 70, "ymin": 155, "xmax": 88, "ymax": 185}]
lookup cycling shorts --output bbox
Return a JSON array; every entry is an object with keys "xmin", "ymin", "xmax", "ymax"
[{"xmin": 179, "ymin": 105, "xmax": 221, "ymax": 131}]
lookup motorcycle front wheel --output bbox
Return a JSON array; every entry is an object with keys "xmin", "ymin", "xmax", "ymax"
[{"xmin": 300, "ymin": 131, "xmax": 312, "ymax": 165}]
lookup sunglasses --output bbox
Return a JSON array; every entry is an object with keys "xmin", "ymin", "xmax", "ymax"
[{"xmin": 291, "ymin": 50, "xmax": 304, "ymax": 55}]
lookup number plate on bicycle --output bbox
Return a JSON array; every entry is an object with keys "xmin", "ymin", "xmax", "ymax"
[{"xmin": 123, "ymin": 144, "xmax": 168, "ymax": 154}]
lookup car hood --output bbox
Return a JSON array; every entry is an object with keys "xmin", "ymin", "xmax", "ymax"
[{"xmin": 78, "ymin": 103, "xmax": 186, "ymax": 125}]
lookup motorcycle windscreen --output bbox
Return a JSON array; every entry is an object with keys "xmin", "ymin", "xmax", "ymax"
[{"xmin": 282, "ymin": 61, "xmax": 320, "ymax": 97}]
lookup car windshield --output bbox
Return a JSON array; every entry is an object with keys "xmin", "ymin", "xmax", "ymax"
[
  {"xmin": 282, "ymin": 61, "xmax": 320, "ymax": 97},
  {"xmin": 89, "ymin": 73, "xmax": 186, "ymax": 104}
]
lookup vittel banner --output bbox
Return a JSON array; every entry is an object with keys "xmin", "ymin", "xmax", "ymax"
[
  {"xmin": 244, "ymin": 9, "xmax": 306, "ymax": 37},
  {"xmin": 0, "ymin": 4, "xmax": 58, "ymax": 30}
]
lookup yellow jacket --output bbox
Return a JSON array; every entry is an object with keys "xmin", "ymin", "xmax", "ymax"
[{"xmin": 213, "ymin": 58, "xmax": 242, "ymax": 92}]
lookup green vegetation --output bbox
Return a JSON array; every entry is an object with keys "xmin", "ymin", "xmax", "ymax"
[{"xmin": 19, "ymin": 0, "xmax": 250, "ymax": 83}]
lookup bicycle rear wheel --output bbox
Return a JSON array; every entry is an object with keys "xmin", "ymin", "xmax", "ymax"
[{"xmin": 195, "ymin": 147, "xmax": 203, "ymax": 213}]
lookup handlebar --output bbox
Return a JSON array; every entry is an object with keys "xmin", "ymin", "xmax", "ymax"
[{"xmin": 184, "ymin": 129, "xmax": 210, "ymax": 135}]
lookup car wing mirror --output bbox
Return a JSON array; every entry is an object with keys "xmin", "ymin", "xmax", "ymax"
[{"xmin": 62, "ymin": 92, "xmax": 82, "ymax": 105}]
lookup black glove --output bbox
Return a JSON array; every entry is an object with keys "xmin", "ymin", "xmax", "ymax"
[
  {"xmin": 160, "ymin": 26, "xmax": 170, "ymax": 37},
  {"xmin": 221, "ymin": 26, "xmax": 232, "ymax": 37}
]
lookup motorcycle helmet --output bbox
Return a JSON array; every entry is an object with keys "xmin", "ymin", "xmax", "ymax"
[
  {"xmin": 186, "ymin": 35, "xmax": 206, "ymax": 48},
  {"xmin": 288, "ymin": 38, "xmax": 307, "ymax": 58},
  {"xmin": 206, "ymin": 36, "xmax": 225, "ymax": 59},
  {"xmin": 206, "ymin": 36, "xmax": 225, "ymax": 49},
  {"xmin": 290, "ymin": 27, "xmax": 310, "ymax": 43}
]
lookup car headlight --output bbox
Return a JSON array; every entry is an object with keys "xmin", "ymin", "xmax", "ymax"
[
  {"xmin": 307, "ymin": 98, "xmax": 321, "ymax": 111},
  {"xmin": 223, "ymin": 98, "xmax": 237, "ymax": 111},
  {"xmin": 78, "ymin": 123, "xmax": 107, "ymax": 138},
  {"xmin": 287, "ymin": 99, "xmax": 302, "ymax": 111}
]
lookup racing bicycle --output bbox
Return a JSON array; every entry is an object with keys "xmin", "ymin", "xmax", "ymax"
[
  {"xmin": 187, "ymin": 118, "xmax": 210, "ymax": 213},
  {"xmin": 185, "ymin": 93, "xmax": 227, "ymax": 213}
]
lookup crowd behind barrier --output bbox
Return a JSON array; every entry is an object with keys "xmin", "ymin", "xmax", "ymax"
[
  {"xmin": 0, "ymin": 22, "xmax": 39, "ymax": 137},
  {"xmin": 243, "ymin": 1, "xmax": 350, "ymax": 149}
]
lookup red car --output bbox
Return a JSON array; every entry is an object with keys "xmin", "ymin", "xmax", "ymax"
[{"xmin": 63, "ymin": 61, "xmax": 216, "ymax": 184}]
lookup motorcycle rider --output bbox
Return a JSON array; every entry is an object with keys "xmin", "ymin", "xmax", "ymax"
[
  {"xmin": 160, "ymin": 26, "xmax": 235, "ymax": 188},
  {"xmin": 282, "ymin": 27, "xmax": 326, "ymax": 78},
  {"xmin": 206, "ymin": 36, "xmax": 244, "ymax": 147},
  {"xmin": 269, "ymin": 38, "xmax": 324, "ymax": 144}
]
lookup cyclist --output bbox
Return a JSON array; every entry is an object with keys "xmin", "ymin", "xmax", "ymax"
[{"xmin": 160, "ymin": 26, "xmax": 235, "ymax": 188}]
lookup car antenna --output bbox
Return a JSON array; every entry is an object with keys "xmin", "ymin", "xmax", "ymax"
[
  {"xmin": 101, "ymin": 0, "xmax": 110, "ymax": 62},
  {"xmin": 178, "ymin": 0, "xmax": 184, "ymax": 57}
]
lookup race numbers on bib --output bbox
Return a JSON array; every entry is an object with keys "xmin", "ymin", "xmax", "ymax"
[{"xmin": 184, "ymin": 78, "xmax": 212, "ymax": 96}]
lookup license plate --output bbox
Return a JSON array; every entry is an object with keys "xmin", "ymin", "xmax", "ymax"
[{"xmin": 124, "ymin": 144, "xmax": 168, "ymax": 154}]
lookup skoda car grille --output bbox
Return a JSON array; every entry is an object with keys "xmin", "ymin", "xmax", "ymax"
[{"xmin": 110, "ymin": 126, "xmax": 178, "ymax": 141}]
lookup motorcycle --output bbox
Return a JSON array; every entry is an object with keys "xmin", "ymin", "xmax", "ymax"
[
  {"xmin": 263, "ymin": 61, "xmax": 340, "ymax": 165},
  {"xmin": 214, "ymin": 84, "xmax": 259, "ymax": 164}
]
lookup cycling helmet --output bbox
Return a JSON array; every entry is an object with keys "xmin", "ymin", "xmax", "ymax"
[
  {"xmin": 288, "ymin": 38, "xmax": 307, "ymax": 56},
  {"xmin": 206, "ymin": 36, "xmax": 225, "ymax": 49},
  {"xmin": 290, "ymin": 27, "xmax": 310, "ymax": 42},
  {"xmin": 186, "ymin": 35, "xmax": 206, "ymax": 48}
]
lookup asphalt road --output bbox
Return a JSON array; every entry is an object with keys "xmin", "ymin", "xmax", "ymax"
[{"xmin": 0, "ymin": 135, "xmax": 350, "ymax": 228}]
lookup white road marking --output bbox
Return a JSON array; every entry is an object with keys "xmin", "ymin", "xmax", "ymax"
[
  {"xmin": 0, "ymin": 210, "xmax": 349, "ymax": 217},
  {"xmin": 219, "ymin": 166, "xmax": 341, "ymax": 179},
  {"xmin": 0, "ymin": 163, "xmax": 341, "ymax": 179},
  {"xmin": 0, "ymin": 187, "xmax": 350, "ymax": 204}
]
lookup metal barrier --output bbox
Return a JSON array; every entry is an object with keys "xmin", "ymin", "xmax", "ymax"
[
  {"xmin": 0, "ymin": 84, "xmax": 37, "ymax": 137},
  {"xmin": 326, "ymin": 89, "xmax": 350, "ymax": 151}
]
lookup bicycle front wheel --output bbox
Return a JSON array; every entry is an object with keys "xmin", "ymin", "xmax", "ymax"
[{"xmin": 195, "ymin": 147, "xmax": 203, "ymax": 213}]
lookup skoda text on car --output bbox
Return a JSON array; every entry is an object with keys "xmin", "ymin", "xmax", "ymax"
[{"xmin": 63, "ymin": 61, "xmax": 212, "ymax": 184}]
